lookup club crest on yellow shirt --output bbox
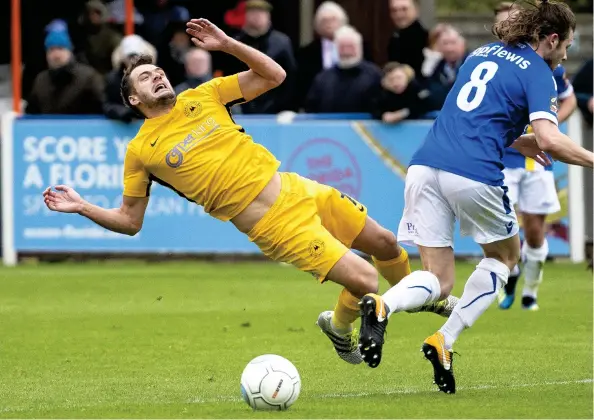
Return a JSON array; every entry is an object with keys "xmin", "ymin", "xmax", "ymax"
[{"xmin": 184, "ymin": 101, "xmax": 202, "ymax": 118}]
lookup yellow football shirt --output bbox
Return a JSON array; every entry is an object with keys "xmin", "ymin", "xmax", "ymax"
[{"xmin": 123, "ymin": 75, "xmax": 280, "ymax": 221}]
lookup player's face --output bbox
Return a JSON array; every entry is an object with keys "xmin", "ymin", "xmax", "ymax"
[
  {"xmin": 545, "ymin": 30, "xmax": 574, "ymax": 70},
  {"xmin": 129, "ymin": 64, "xmax": 176, "ymax": 108}
]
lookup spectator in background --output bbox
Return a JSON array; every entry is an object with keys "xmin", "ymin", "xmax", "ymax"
[
  {"xmin": 174, "ymin": 48, "xmax": 213, "ymax": 94},
  {"xmin": 373, "ymin": 62, "xmax": 433, "ymax": 124},
  {"xmin": 421, "ymin": 23, "xmax": 449, "ymax": 78},
  {"xmin": 136, "ymin": 0, "xmax": 175, "ymax": 47},
  {"xmin": 77, "ymin": 0, "xmax": 122, "ymax": 75},
  {"xmin": 297, "ymin": 2, "xmax": 348, "ymax": 108},
  {"xmin": 305, "ymin": 26, "xmax": 381, "ymax": 114},
  {"xmin": 426, "ymin": 27, "xmax": 468, "ymax": 110},
  {"xmin": 104, "ymin": 35, "xmax": 156, "ymax": 123},
  {"xmin": 222, "ymin": 0, "xmax": 297, "ymax": 114},
  {"xmin": 26, "ymin": 31, "xmax": 104, "ymax": 115},
  {"xmin": 573, "ymin": 59, "xmax": 593, "ymax": 127},
  {"xmin": 387, "ymin": 0, "xmax": 428, "ymax": 79},
  {"xmin": 156, "ymin": 6, "xmax": 193, "ymax": 88}
]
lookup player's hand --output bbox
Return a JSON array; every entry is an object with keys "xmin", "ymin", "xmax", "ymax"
[
  {"xmin": 186, "ymin": 19, "xmax": 231, "ymax": 51},
  {"xmin": 588, "ymin": 97, "xmax": 593, "ymax": 114},
  {"xmin": 511, "ymin": 133, "xmax": 552, "ymax": 167},
  {"xmin": 43, "ymin": 185, "xmax": 84, "ymax": 214}
]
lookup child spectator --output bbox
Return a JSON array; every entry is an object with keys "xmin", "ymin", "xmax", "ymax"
[{"xmin": 373, "ymin": 62, "xmax": 432, "ymax": 123}]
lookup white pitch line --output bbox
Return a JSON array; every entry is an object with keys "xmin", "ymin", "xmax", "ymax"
[{"xmin": 188, "ymin": 378, "xmax": 593, "ymax": 404}]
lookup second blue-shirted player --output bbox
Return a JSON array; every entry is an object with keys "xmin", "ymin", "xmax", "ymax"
[
  {"xmin": 355, "ymin": 0, "xmax": 593, "ymax": 393},
  {"xmin": 501, "ymin": 76, "xmax": 577, "ymax": 312}
]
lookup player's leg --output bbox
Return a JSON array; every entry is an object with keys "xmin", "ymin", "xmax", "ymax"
[
  {"xmin": 316, "ymin": 249, "xmax": 379, "ymax": 365},
  {"xmin": 421, "ymin": 171, "xmax": 520, "ymax": 394},
  {"xmin": 325, "ymin": 249, "xmax": 380, "ymax": 328},
  {"xmin": 294, "ymin": 182, "xmax": 380, "ymax": 355},
  {"xmin": 516, "ymin": 170, "xmax": 560, "ymax": 310},
  {"xmin": 439, "ymin": 235, "xmax": 520, "ymax": 349},
  {"xmin": 352, "ymin": 217, "xmax": 459, "ymax": 317},
  {"xmin": 421, "ymin": 234, "xmax": 520, "ymax": 394},
  {"xmin": 247, "ymin": 173, "xmax": 376, "ymax": 364},
  {"xmin": 351, "ymin": 216, "xmax": 411, "ymax": 286},
  {"xmin": 357, "ymin": 165, "xmax": 457, "ymax": 367},
  {"xmin": 520, "ymin": 213, "xmax": 547, "ymax": 310},
  {"xmin": 305, "ymin": 185, "xmax": 411, "ymax": 286},
  {"xmin": 498, "ymin": 168, "xmax": 523, "ymax": 309}
]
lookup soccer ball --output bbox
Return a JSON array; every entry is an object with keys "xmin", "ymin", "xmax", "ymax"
[{"xmin": 240, "ymin": 354, "xmax": 301, "ymax": 411}]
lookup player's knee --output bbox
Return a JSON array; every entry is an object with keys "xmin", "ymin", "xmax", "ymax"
[
  {"xmin": 505, "ymin": 245, "xmax": 522, "ymax": 268},
  {"xmin": 484, "ymin": 249, "xmax": 521, "ymax": 271},
  {"xmin": 422, "ymin": 265, "xmax": 454, "ymax": 299},
  {"xmin": 523, "ymin": 217, "xmax": 546, "ymax": 248},
  {"xmin": 373, "ymin": 229, "xmax": 399, "ymax": 260},
  {"xmin": 524, "ymin": 230, "xmax": 545, "ymax": 249}
]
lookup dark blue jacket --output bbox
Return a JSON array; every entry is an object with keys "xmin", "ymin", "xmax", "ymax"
[{"xmin": 305, "ymin": 61, "xmax": 382, "ymax": 114}]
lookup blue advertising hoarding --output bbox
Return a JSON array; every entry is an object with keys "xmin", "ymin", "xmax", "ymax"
[{"xmin": 7, "ymin": 116, "xmax": 570, "ymax": 257}]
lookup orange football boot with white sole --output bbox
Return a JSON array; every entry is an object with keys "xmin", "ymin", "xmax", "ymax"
[{"xmin": 421, "ymin": 331, "xmax": 456, "ymax": 394}]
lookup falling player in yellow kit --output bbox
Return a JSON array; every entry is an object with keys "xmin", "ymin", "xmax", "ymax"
[{"xmin": 43, "ymin": 18, "xmax": 457, "ymax": 366}]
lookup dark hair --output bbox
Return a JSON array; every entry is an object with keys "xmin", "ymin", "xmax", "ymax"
[
  {"xmin": 492, "ymin": 0, "xmax": 576, "ymax": 46},
  {"xmin": 120, "ymin": 54, "xmax": 155, "ymax": 117}
]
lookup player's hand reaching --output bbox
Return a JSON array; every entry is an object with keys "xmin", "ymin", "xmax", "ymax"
[
  {"xmin": 511, "ymin": 133, "xmax": 552, "ymax": 167},
  {"xmin": 186, "ymin": 19, "xmax": 231, "ymax": 51},
  {"xmin": 43, "ymin": 185, "xmax": 84, "ymax": 214}
]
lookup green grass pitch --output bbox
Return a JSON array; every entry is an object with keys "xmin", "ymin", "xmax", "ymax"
[{"xmin": 0, "ymin": 260, "xmax": 592, "ymax": 418}]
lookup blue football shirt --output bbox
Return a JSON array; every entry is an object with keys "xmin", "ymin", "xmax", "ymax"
[{"xmin": 411, "ymin": 42, "xmax": 559, "ymax": 186}]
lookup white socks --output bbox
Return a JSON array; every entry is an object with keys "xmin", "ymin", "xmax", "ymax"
[
  {"xmin": 440, "ymin": 258, "xmax": 509, "ymax": 349},
  {"xmin": 382, "ymin": 271, "xmax": 441, "ymax": 317},
  {"xmin": 522, "ymin": 240, "xmax": 548, "ymax": 299}
]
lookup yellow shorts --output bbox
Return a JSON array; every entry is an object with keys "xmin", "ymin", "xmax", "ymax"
[{"xmin": 247, "ymin": 172, "xmax": 368, "ymax": 282}]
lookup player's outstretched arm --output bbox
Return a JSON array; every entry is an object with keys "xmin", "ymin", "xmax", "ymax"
[
  {"xmin": 43, "ymin": 186, "xmax": 149, "ymax": 236},
  {"xmin": 531, "ymin": 119, "xmax": 594, "ymax": 168},
  {"xmin": 186, "ymin": 18, "xmax": 286, "ymax": 101}
]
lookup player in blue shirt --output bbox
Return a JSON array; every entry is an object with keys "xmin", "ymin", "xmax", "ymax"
[
  {"xmin": 494, "ymin": 3, "xmax": 578, "ymax": 311},
  {"xmin": 355, "ymin": 0, "xmax": 593, "ymax": 393}
]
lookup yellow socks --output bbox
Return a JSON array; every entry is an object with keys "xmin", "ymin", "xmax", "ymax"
[
  {"xmin": 331, "ymin": 288, "xmax": 361, "ymax": 332},
  {"xmin": 373, "ymin": 247, "xmax": 411, "ymax": 286}
]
